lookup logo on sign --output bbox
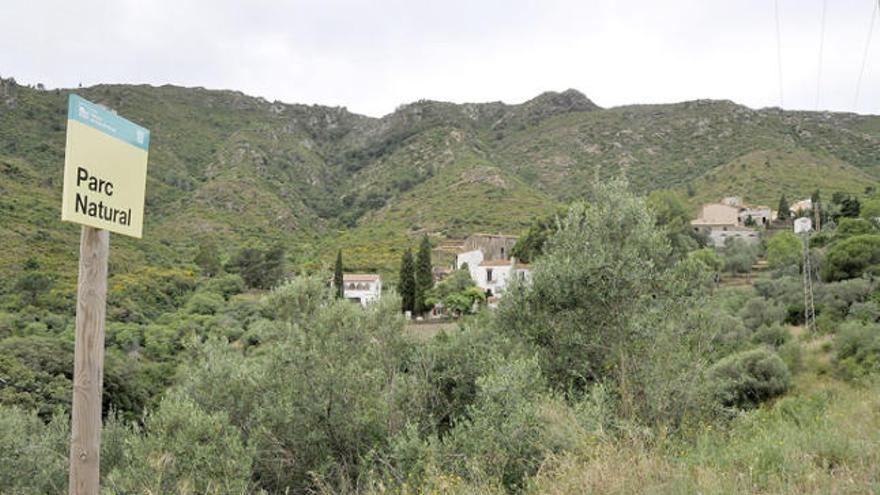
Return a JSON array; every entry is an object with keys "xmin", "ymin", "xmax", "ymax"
[{"xmin": 78, "ymin": 105, "xmax": 89, "ymax": 120}]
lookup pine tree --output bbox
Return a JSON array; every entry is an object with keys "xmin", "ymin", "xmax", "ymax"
[
  {"xmin": 334, "ymin": 250, "xmax": 344, "ymax": 299},
  {"xmin": 399, "ymin": 249, "xmax": 415, "ymax": 314},
  {"xmin": 414, "ymin": 235, "xmax": 434, "ymax": 314},
  {"xmin": 777, "ymin": 194, "xmax": 790, "ymax": 221}
]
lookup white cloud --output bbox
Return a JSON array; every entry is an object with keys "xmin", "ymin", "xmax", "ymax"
[{"xmin": 1, "ymin": 0, "xmax": 877, "ymax": 117}]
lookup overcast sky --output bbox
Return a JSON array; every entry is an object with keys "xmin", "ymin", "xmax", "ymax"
[{"xmin": 2, "ymin": 0, "xmax": 878, "ymax": 117}]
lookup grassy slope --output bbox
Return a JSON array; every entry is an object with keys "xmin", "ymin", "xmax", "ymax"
[
  {"xmin": 685, "ymin": 146, "xmax": 879, "ymax": 208},
  {"xmin": 493, "ymin": 101, "xmax": 880, "ymax": 201},
  {"xmin": 528, "ymin": 377, "xmax": 879, "ymax": 494},
  {"xmin": 325, "ymin": 155, "xmax": 559, "ymax": 277},
  {"xmin": 524, "ymin": 309, "xmax": 879, "ymax": 495},
  {"xmin": 0, "ymin": 155, "xmax": 183, "ymax": 290}
]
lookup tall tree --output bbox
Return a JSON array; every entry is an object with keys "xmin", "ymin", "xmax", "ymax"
[
  {"xmin": 840, "ymin": 196, "xmax": 861, "ymax": 218},
  {"xmin": 398, "ymin": 249, "xmax": 415, "ymax": 314},
  {"xmin": 227, "ymin": 244, "xmax": 286, "ymax": 289},
  {"xmin": 194, "ymin": 239, "xmax": 221, "ymax": 277},
  {"xmin": 777, "ymin": 194, "xmax": 790, "ymax": 222},
  {"xmin": 334, "ymin": 250, "xmax": 344, "ymax": 299},
  {"xmin": 414, "ymin": 235, "xmax": 434, "ymax": 314},
  {"xmin": 261, "ymin": 244, "xmax": 286, "ymax": 289}
]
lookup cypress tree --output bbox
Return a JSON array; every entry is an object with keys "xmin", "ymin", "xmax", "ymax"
[
  {"xmin": 399, "ymin": 249, "xmax": 415, "ymax": 314},
  {"xmin": 777, "ymin": 194, "xmax": 790, "ymax": 221},
  {"xmin": 334, "ymin": 250, "xmax": 344, "ymax": 298},
  {"xmin": 414, "ymin": 235, "xmax": 434, "ymax": 314}
]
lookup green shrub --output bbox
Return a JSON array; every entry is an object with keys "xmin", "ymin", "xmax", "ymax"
[
  {"xmin": 184, "ymin": 291, "xmax": 225, "ymax": 315},
  {"xmin": 834, "ymin": 320, "xmax": 880, "ymax": 379},
  {"xmin": 708, "ymin": 348, "xmax": 791, "ymax": 410},
  {"xmin": 777, "ymin": 341, "xmax": 804, "ymax": 374},
  {"xmin": 0, "ymin": 406, "xmax": 68, "ymax": 494},
  {"xmin": 143, "ymin": 323, "xmax": 178, "ymax": 358},
  {"xmin": 265, "ymin": 275, "xmax": 334, "ymax": 325},
  {"xmin": 849, "ymin": 300, "xmax": 880, "ymax": 323},
  {"xmin": 0, "ymin": 336, "xmax": 72, "ymax": 417},
  {"xmin": 754, "ymin": 275, "xmax": 802, "ymax": 307},
  {"xmin": 821, "ymin": 234, "xmax": 880, "ymax": 282},
  {"xmin": 722, "ymin": 238, "xmax": 760, "ymax": 275},
  {"xmin": 416, "ymin": 319, "xmax": 511, "ymax": 435},
  {"xmin": 752, "ymin": 324, "xmax": 790, "ymax": 347},
  {"xmin": 713, "ymin": 287, "xmax": 754, "ymax": 314},
  {"xmin": 817, "ymin": 278, "xmax": 873, "ymax": 319},
  {"xmin": 201, "ymin": 273, "xmax": 245, "ymax": 299},
  {"xmin": 180, "ymin": 280, "xmax": 414, "ymax": 493},
  {"xmin": 105, "ymin": 394, "xmax": 253, "ymax": 495},
  {"xmin": 815, "ymin": 312, "xmax": 839, "ymax": 334},
  {"xmin": 740, "ymin": 297, "xmax": 785, "ymax": 331},
  {"xmin": 707, "ymin": 310, "xmax": 750, "ymax": 354},
  {"xmin": 498, "ymin": 180, "xmax": 716, "ymax": 429},
  {"xmin": 436, "ymin": 357, "xmax": 576, "ymax": 491},
  {"xmin": 108, "ymin": 267, "xmax": 198, "ymax": 322},
  {"xmin": 836, "ymin": 217, "xmax": 875, "ymax": 238},
  {"xmin": 106, "ymin": 321, "xmax": 143, "ymax": 351},
  {"xmin": 767, "ymin": 231, "xmax": 801, "ymax": 270}
]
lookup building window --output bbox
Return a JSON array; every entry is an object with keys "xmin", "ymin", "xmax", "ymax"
[{"xmin": 487, "ymin": 268, "xmax": 493, "ymax": 282}]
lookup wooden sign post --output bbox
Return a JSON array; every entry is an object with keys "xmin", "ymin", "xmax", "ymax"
[
  {"xmin": 69, "ymin": 226, "xmax": 109, "ymax": 494},
  {"xmin": 62, "ymin": 95, "xmax": 150, "ymax": 495}
]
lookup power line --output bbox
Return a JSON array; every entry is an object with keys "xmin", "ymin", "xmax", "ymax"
[
  {"xmin": 815, "ymin": 0, "xmax": 827, "ymax": 110},
  {"xmin": 854, "ymin": 0, "xmax": 879, "ymax": 111},
  {"xmin": 774, "ymin": 0, "xmax": 785, "ymax": 108}
]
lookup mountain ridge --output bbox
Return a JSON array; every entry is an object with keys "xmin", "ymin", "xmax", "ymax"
[{"xmin": 1, "ymin": 76, "xmax": 878, "ymax": 280}]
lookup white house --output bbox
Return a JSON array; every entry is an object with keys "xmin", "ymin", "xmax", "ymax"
[
  {"xmin": 457, "ymin": 249, "xmax": 532, "ymax": 297},
  {"xmin": 455, "ymin": 249, "xmax": 485, "ymax": 275},
  {"xmin": 342, "ymin": 274, "xmax": 382, "ymax": 307},
  {"xmin": 454, "ymin": 234, "xmax": 530, "ymax": 299},
  {"xmin": 472, "ymin": 258, "xmax": 531, "ymax": 297}
]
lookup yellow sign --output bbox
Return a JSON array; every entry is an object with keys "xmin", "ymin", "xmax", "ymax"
[{"xmin": 61, "ymin": 95, "xmax": 150, "ymax": 238}]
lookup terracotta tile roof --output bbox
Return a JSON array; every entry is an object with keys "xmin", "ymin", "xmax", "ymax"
[{"xmin": 343, "ymin": 274, "xmax": 380, "ymax": 282}]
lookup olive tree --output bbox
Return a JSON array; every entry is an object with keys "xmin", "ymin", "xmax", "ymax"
[{"xmin": 496, "ymin": 179, "xmax": 713, "ymax": 424}]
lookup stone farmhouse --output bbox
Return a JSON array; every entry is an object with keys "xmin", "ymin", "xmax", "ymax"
[
  {"xmin": 454, "ymin": 234, "xmax": 530, "ymax": 297},
  {"xmin": 342, "ymin": 274, "xmax": 382, "ymax": 307},
  {"xmin": 691, "ymin": 199, "xmax": 763, "ymax": 248}
]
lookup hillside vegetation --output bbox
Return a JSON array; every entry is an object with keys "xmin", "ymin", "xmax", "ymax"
[
  {"xmin": 4, "ymin": 179, "xmax": 880, "ymax": 494},
  {"xmin": 2, "ymin": 76, "xmax": 879, "ymax": 283}
]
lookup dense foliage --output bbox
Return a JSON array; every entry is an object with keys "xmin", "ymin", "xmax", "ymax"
[{"xmin": 4, "ymin": 178, "xmax": 880, "ymax": 493}]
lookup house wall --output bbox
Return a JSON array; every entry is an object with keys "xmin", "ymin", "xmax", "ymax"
[
  {"xmin": 461, "ymin": 235, "xmax": 517, "ymax": 261},
  {"xmin": 739, "ymin": 207, "xmax": 772, "ymax": 226},
  {"xmin": 456, "ymin": 249, "xmax": 484, "ymax": 282},
  {"xmin": 343, "ymin": 280, "xmax": 382, "ymax": 307},
  {"xmin": 708, "ymin": 228, "xmax": 760, "ymax": 247},
  {"xmin": 475, "ymin": 265, "xmax": 514, "ymax": 296}
]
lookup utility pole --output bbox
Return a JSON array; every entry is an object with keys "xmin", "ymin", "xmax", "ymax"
[{"xmin": 802, "ymin": 233, "xmax": 816, "ymax": 332}]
